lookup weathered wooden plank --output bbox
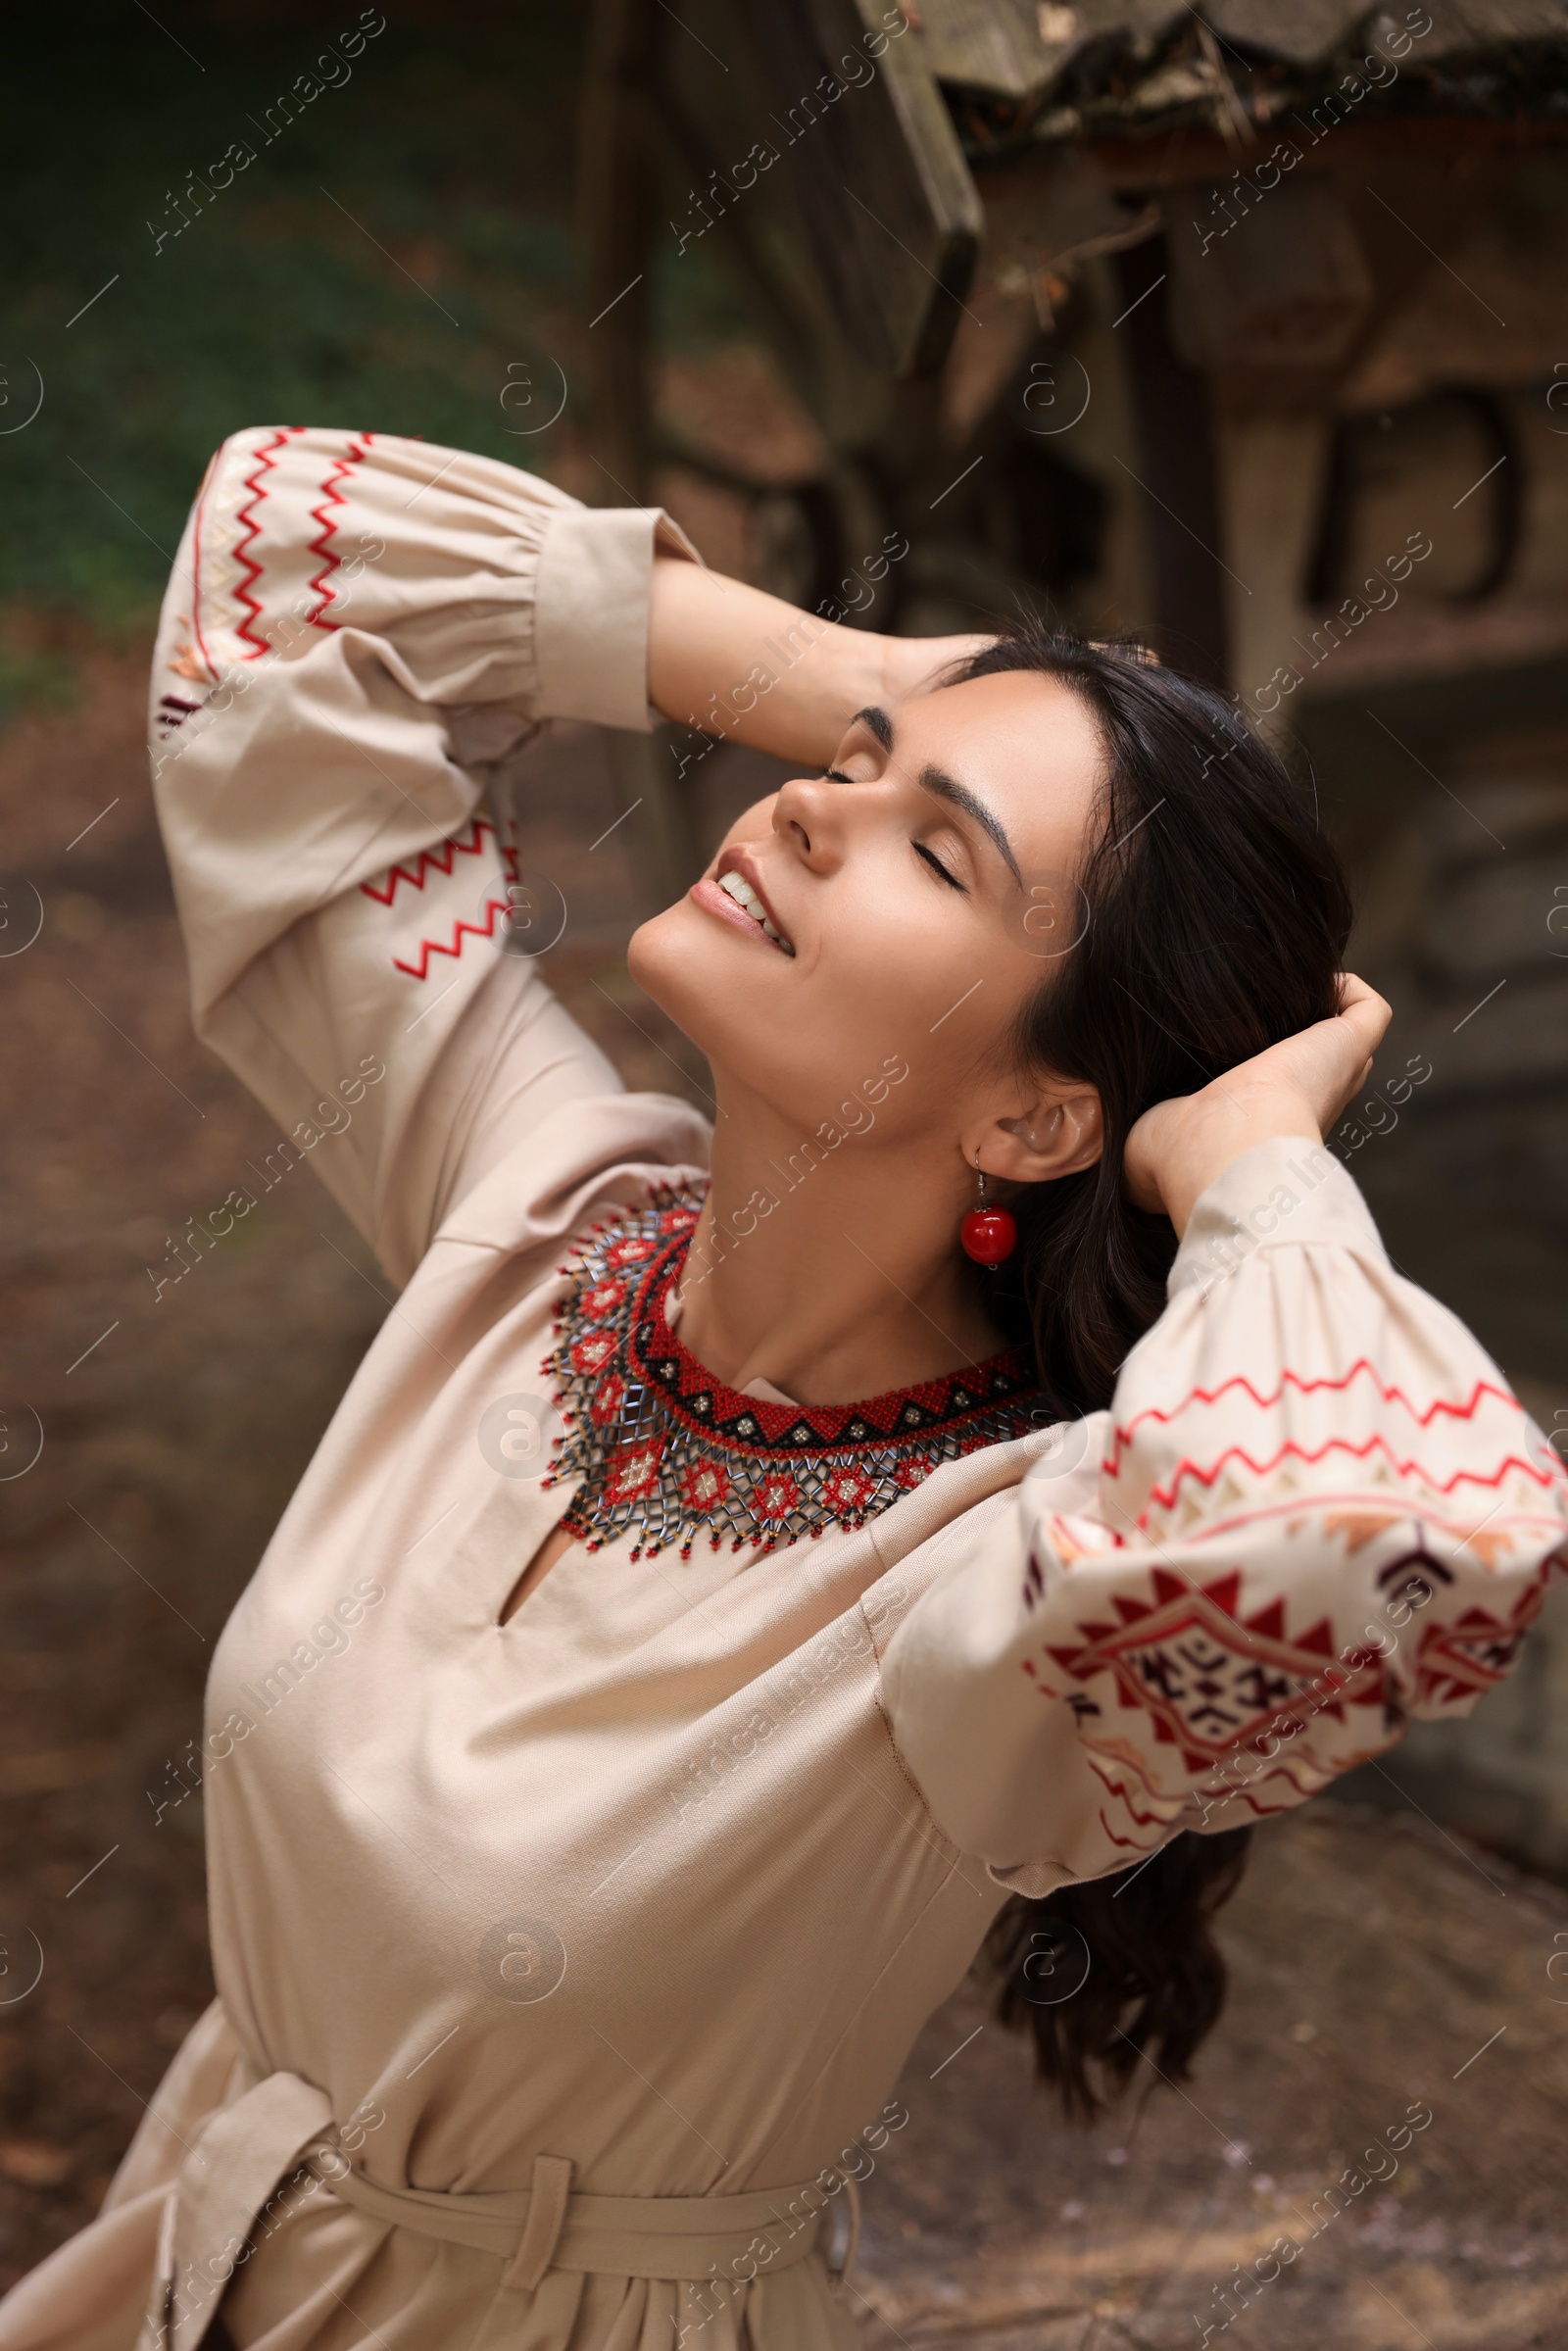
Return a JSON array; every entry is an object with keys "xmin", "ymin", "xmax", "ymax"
[{"xmin": 656, "ymin": 0, "xmax": 982, "ymax": 433}]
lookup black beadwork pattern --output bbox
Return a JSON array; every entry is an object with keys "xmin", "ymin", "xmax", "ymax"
[{"xmin": 541, "ymin": 1188, "xmax": 1045, "ymax": 1560}]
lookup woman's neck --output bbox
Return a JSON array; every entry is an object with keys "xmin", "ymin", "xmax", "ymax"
[{"xmin": 674, "ymin": 1082, "xmax": 1007, "ymax": 1406}]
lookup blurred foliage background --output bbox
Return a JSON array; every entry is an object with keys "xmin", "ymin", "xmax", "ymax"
[
  {"xmin": 3, "ymin": 10, "xmax": 1568, "ymax": 2340},
  {"xmin": 0, "ymin": 0, "xmax": 745, "ymax": 699}
]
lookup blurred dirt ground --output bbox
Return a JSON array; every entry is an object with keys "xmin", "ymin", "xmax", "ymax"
[
  {"xmin": 859, "ymin": 1807, "xmax": 1568, "ymax": 2350},
  {"xmin": 1, "ymin": 622, "xmax": 1566, "ymax": 2345}
]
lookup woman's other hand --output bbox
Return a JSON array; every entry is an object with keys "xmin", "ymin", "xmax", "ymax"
[{"xmin": 1123, "ymin": 973, "xmax": 1393, "ymax": 1237}]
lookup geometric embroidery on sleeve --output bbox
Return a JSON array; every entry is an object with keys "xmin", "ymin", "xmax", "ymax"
[{"xmin": 1021, "ymin": 1562, "xmax": 1378, "ymax": 1776}]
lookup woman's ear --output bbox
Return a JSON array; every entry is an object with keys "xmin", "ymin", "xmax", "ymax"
[{"xmin": 970, "ymin": 1092, "xmax": 1103, "ymax": 1184}]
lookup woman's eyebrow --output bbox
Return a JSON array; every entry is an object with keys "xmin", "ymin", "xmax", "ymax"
[
  {"xmin": 849, "ymin": 706, "xmax": 1022, "ymax": 886},
  {"xmin": 919, "ymin": 762, "xmax": 1023, "ymax": 887}
]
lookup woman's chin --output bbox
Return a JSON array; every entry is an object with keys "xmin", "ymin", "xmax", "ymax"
[
  {"xmin": 625, "ymin": 902, "xmax": 684, "ymax": 998},
  {"xmin": 630, "ymin": 894, "xmax": 795, "ymax": 1067},
  {"xmin": 626, "ymin": 900, "xmax": 726, "ymax": 1043}
]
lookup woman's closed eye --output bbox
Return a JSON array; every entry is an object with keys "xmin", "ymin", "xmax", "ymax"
[
  {"xmin": 819, "ymin": 762, "xmax": 965, "ymax": 891},
  {"xmin": 913, "ymin": 841, "xmax": 964, "ymax": 892}
]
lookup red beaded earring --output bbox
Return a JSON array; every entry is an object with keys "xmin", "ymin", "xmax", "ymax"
[{"xmin": 960, "ymin": 1164, "xmax": 1017, "ymax": 1266}]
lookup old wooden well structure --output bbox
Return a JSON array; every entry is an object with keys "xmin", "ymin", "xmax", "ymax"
[{"xmin": 577, "ymin": 0, "xmax": 1568, "ymax": 1872}]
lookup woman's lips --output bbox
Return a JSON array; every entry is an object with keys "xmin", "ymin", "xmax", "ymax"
[
  {"xmin": 714, "ymin": 846, "xmax": 788, "ymax": 940},
  {"xmin": 689, "ymin": 876, "xmax": 792, "ymax": 953}
]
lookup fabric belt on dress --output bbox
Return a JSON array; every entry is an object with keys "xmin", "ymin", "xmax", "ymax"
[{"xmin": 136, "ymin": 2067, "xmax": 859, "ymax": 2351}]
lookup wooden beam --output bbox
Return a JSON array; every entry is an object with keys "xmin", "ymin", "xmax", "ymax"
[
  {"xmin": 1081, "ymin": 109, "xmax": 1568, "ymax": 195},
  {"xmin": 579, "ymin": 0, "xmax": 660, "ymax": 500},
  {"xmin": 1113, "ymin": 235, "xmax": 1230, "ymax": 685}
]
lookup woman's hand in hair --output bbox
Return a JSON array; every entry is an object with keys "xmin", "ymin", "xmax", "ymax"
[
  {"xmin": 1122, "ymin": 973, "xmax": 1392, "ymax": 1238},
  {"xmin": 876, "ymin": 629, "xmax": 996, "ymax": 709},
  {"xmin": 648, "ymin": 553, "xmax": 989, "ymax": 767}
]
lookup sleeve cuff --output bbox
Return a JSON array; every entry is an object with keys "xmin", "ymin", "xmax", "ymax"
[
  {"xmin": 533, "ymin": 504, "xmax": 702, "ymax": 733},
  {"xmin": 1167, "ymin": 1134, "xmax": 1387, "ymax": 1301}
]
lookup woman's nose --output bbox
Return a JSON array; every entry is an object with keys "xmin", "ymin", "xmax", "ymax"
[{"xmin": 772, "ymin": 773, "xmax": 848, "ymax": 868}]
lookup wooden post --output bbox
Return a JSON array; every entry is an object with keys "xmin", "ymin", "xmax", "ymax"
[
  {"xmin": 1112, "ymin": 235, "xmax": 1230, "ymax": 686},
  {"xmin": 579, "ymin": 0, "xmax": 707, "ymax": 913},
  {"xmin": 1215, "ymin": 413, "xmax": 1334, "ymax": 737},
  {"xmin": 579, "ymin": 0, "xmax": 659, "ymax": 503}
]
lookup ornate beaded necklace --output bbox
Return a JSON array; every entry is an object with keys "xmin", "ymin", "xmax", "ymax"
[{"xmin": 541, "ymin": 1188, "xmax": 1044, "ymax": 1560}]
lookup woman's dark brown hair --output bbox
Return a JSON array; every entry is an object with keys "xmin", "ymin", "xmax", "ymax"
[{"xmin": 958, "ymin": 624, "xmax": 1353, "ymax": 2121}]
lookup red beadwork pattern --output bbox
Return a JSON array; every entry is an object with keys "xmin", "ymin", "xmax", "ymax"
[{"xmin": 541, "ymin": 1189, "xmax": 1044, "ymax": 1560}]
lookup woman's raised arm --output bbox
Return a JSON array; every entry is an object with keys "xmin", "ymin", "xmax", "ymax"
[
  {"xmin": 647, "ymin": 551, "xmax": 986, "ymax": 768},
  {"xmin": 149, "ymin": 428, "xmax": 717, "ymax": 1284},
  {"xmin": 878, "ymin": 1130, "xmax": 1568, "ymax": 1896}
]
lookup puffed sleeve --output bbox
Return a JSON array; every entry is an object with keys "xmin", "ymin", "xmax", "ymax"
[
  {"xmin": 879, "ymin": 1137, "xmax": 1568, "ymax": 1895},
  {"xmin": 147, "ymin": 427, "xmax": 708, "ymax": 1286}
]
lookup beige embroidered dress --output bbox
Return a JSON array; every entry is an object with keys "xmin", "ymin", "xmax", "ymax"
[{"xmin": 4, "ymin": 428, "xmax": 1563, "ymax": 2351}]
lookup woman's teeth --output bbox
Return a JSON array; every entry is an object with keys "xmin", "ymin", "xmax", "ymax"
[{"xmin": 717, "ymin": 869, "xmax": 793, "ymax": 953}]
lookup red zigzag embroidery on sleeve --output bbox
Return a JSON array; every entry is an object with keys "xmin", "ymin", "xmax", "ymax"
[
  {"xmin": 1129, "ymin": 1433, "xmax": 1558, "ymax": 1524},
  {"xmin": 360, "ymin": 815, "xmax": 504, "ymax": 907},
  {"xmin": 305, "ymin": 435, "xmax": 372, "ymax": 626},
  {"xmin": 390, "ymin": 879, "xmax": 519, "ymax": 982},
  {"xmin": 1107, "ymin": 1365, "xmax": 1527, "ymax": 1479},
  {"xmin": 359, "ymin": 817, "xmax": 521, "ymax": 980},
  {"xmin": 231, "ymin": 427, "xmax": 305, "ymax": 659}
]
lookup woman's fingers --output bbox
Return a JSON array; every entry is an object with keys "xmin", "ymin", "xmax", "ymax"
[
  {"xmin": 1335, "ymin": 970, "xmax": 1393, "ymax": 1052},
  {"xmin": 1259, "ymin": 974, "xmax": 1388, "ymax": 1133},
  {"xmin": 1315, "ymin": 978, "xmax": 1391, "ymax": 1131},
  {"xmin": 1313, "ymin": 976, "xmax": 1392, "ymax": 1128},
  {"xmin": 1123, "ymin": 976, "xmax": 1394, "ymax": 1235}
]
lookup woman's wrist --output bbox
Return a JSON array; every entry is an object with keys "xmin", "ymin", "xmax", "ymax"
[
  {"xmin": 876, "ymin": 629, "xmax": 994, "ymax": 709},
  {"xmin": 647, "ymin": 555, "xmax": 992, "ymax": 769},
  {"xmin": 1130, "ymin": 1090, "xmax": 1324, "ymax": 1239},
  {"xmin": 1126, "ymin": 981, "xmax": 1387, "ymax": 1240},
  {"xmin": 648, "ymin": 556, "xmax": 886, "ymax": 766}
]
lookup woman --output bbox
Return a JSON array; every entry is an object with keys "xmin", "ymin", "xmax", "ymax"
[{"xmin": 4, "ymin": 425, "xmax": 1561, "ymax": 2351}]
